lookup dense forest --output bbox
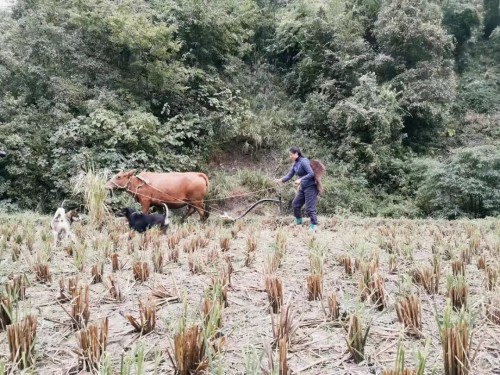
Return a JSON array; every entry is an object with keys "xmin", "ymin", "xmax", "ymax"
[{"xmin": 0, "ymin": 0, "xmax": 499, "ymax": 218}]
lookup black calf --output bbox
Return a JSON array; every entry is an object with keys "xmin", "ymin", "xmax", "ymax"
[{"xmin": 121, "ymin": 204, "xmax": 169, "ymax": 233}]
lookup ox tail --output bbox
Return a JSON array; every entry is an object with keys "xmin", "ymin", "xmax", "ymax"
[{"xmin": 163, "ymin": 203, "xmax": 170, "ymax": 226}]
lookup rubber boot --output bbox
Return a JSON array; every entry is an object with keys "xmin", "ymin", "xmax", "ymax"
[
  {"xmin": 309, "ymin": 224, "xmax": 317, "ymax": 233},
  {"xmin": 295, "ymin": 217, "xmax": 303, "ymax": 225}
]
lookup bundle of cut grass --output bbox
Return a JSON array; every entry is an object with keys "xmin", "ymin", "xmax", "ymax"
[
  {"xmin": 152, "ymin": 248, "xmax": 164, "ymax": 273},
  {"xmin": 307, "ymin": 275, "xmax": 322, "ymax": 301},
  {"xmin": 358, "ymin": 260, "xmax": 377, "ymax": 301},
  {"xmin": 477, "ymin": 255, "xmax": 486, "ymax": 270},
  {"xmin": 265, "ymin": 275, "xmax": 283, "ymax": 314},
  {"xmin": 0, "ymin": 294, "xmax": 13, "ymax": 329},
  {"xmin": 396, "ymin": 295, "xmax": 422, "ymax": 337},
  {"xmin": 7, "ymin": 315, "xmax": 37, "ymax": 369},
  {"xmin": 170, "ymin": 324, "xmax": 208, "ymax": 375},
  {"xmin": 5, "ymin": 274, "xmax": 27, "ymax": 301},
  {"xmin": 126, "ymin": 299, "xmax": 156, "ymax": 335},
  {"xmin": 451, "ymin": 260, "xmax": 465, "ymax": 276},
  {"xmin": 345, "ymin": 311, "xmax": 370, "ymax": 364},
  {"xmin": 75, "ymin": 318, "xmax": 108, "ymax": 372},
  {"xmin": 279, "ymin": 337, "xmax": 288, "ymax": 375},
  {"xmin": 71, "ymin": 284, "xmax": 90, "ymax": 329},
  {"xmin": 460, "ymin": 247, "xmax": 471, "ymax": 264},
  {"xmin": 107, "ymin": 275, "xmax": 124, "ymax": 302},
  {"xmin": 271, "ymin": 303, "xmax": 297, "ymax": 349},
  {"xmin": 328, "ymin": 292, "xmax": 340, "ymax": 321},
  {"xmin": 167, "ymin": 232, "xmax": 181, "ymax": 250},
  {"xmin": 33, "ymin": 257, "xmax": 51, "ymax": 284},
  {"xmin": 307, "ymin": 247, "xmax": 324, "ymax": 301},
  {"xmin": 369, "ymin": 273, "xmax": 387, "ymax": 310},
  {"xmin": 413, "ymin": 266, "xmax": 439, "ymax": 294},
  {"xmin": 201, "ymin": 286, "xmax": 225, "ymax": 340},
  {"xmin": 151, "ymin": 284, "xmax": 181, "ymax": 306},
  {"xmin": 219, "ymin": 235, "xmax": 231, "ymax": 252},
  {"xmin": 486, "ymin": 266, "xmax": 498, "ymax": 291},
  {"xmin": 389, "ymin": 255, "xmax": 398, "ymax": 274},
  {"xmin": 438, "ymin": 304, "xmax": 471, "ymax": 375},
  {"xmin": 447, "ymin": 275, "xmax": 468, "ymax": 311},
  {"xmin": 340, "ymin": 255, "xmax": 356, "ymax": 276},
  {"xmin": 188, "ymin": 253, "xmax": 205, "ymax": 275},
  {"xmin": 59, "ymin": 277, "xmax": 78, "ymax": 302},
  {"xmin": 209, "ymin": 275, "xmax": 229, "ymax": 308},
  {"xmin": 245, "ymin": 232, "xmax": 258, "ymax": 267},
  {"xmin": 133, "ymin": 261, "xmax": 150, "ymax": 281},
  {"xmin": 110, "ymin": 253, "xmax": 120, "ymax": 272},
  {"xmin": 91, "ymin": 262, "xmax": 104, "ymax": 284},
  {"xmin": 486, "ymin": 295, "xmax": 500, "ymax": 325},
  {"xmin": 72, "ymin": 167, "xmax": 109, "ymax": 228}
]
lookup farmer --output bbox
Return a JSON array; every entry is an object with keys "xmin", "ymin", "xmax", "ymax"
[{"xmin": 275, "ymin": 146, "xmax": 318, "ymax": 232}]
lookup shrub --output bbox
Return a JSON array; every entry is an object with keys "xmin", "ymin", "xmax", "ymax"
[{"xmin": 416, "ymin": 146, "xmax": 500, "ymax": 218}]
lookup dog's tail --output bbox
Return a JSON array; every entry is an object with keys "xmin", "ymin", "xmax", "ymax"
[
  {"xmin": 163, "ymin": 203, "xmax": 170, "ymax": 226},
  {"xmin": 54, "ymin": 207, "xmax": 66, "ymax": 220}
]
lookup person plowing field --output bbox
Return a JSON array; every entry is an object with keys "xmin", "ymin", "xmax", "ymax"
[{"xmin": 275, "ymin": 146, "xmax": 325, "ymax": 233}]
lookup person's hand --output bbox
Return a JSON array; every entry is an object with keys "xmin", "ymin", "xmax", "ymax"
[
  {"xmin": 274, "ymin": 178, "xmax": 283, "ymax": 185},
  {"xmin": 293, "ymin": 178, "xmax": 301, "ymax": 186}
]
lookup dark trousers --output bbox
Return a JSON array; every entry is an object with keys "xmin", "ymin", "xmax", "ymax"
[{"xmin": 293, "ymin": 185, "xmax": 318, "ymax": 225}]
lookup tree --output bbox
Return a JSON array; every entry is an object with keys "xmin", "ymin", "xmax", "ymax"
[{"xmin": 484, "ymin": 0, "xmax": 500, "ymax": 38}]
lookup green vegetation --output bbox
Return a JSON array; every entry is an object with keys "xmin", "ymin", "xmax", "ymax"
[{"xmin": 0, "ymin": 0, "xmax": 498, "ymax": 219}]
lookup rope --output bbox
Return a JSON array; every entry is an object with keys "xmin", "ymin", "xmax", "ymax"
[{"xmin": 134, "ymin": 175, "xmax": 277, "ymax": 202}]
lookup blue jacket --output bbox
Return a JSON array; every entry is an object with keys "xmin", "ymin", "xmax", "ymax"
[{"xmin": 281, "ymin": 156, "xmax": 316, "ymax": 188}]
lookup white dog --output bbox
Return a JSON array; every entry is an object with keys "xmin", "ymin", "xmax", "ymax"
[{"xmin": 51, "ymin": 208, "xmax": 79, "ymax": 247}]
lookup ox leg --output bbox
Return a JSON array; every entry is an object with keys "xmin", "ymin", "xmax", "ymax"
[
  {"xmin": 194, "ymin": 202, "xmax": 208, "ymax": 222},
  {"xmin": 181, "ymin": 206, "xmax": 196, "ymax": 222},
  {"xmin": 141, "ymin": 201, "xmax": 151, "ymax": 214}
]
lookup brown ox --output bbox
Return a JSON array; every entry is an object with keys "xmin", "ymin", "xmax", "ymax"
[{"xmin": 105, "ymin": 170, "xmax": 209, "ymax": 221}]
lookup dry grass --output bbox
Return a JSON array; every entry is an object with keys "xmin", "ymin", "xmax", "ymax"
[
  {"xmin": 271, "ymin": 302, "xmax": 297, "ymax": 349},
  {"xmin": 126, "ymin": 299, "xmax": 157, "ymax": 334},
  {"xmin": 486, "ymin": 266, "xmax": 498, "ymax": 291},
  {"xmin": 265, "ymin": 275, "xmax": 283, "ymax": 314},
  {"xmin": 71, "ymin": 284, "xmax": 90, "ymax": 329},
  {"xmin": 396, "ymin": 295, "xmax": 422, "ymax": 337},
  {"xmin": 59, "ymin": 276, "xmax": 78, "ymax": 302},
  {"xmin": 91, "ymin": 261, "xmax": 103, "ymax": 284},
  {"xmin": 152, "ymin": 248, "xmax": 164, "ymax": 273},
  {"xmin": 75, "ymin": 317, "xmax": 108, "ymax": 372},
  {"xmin": 346, "ymin": 311, "xmax": 370, "ymax": 364},
  {"xmin": 133, "ymin": 261, "xmax": 150, "ymax": 282},
  {"xmin": 413, "ymin": 265, "xmax": 439, "ymax": 294},
  {"xmin": 447, "ymin": 275, "xmax": 469, "ymax": 311},
  {"xmin": 0, "ymin": 294, "xmax": 13, "ymax": 330},
  {"xmin": 7, "ymin": 315, "xmax": 37, "ymax": 369},
  {"xmin": 110, "ymin": 252, "xmax": 121, "ymax": 272},
  {"xmin": 107, "ymin": 275, "xmax": 124, "ymax": 302},
  {"xmin": 328, "ymin": 292, "xmax": 340, "ymax": 321},
  {"xmin": 486, "ymin": 295, "xmax": 500, "ymax": 325},
  {"xmin": 72, "ymin": 167, "xmax": 109, "ymax": 228},
  {"xmin": 5, "ymin": 274, "xmax": 27, "ymax": 301},
  {"xmin": 438, "ymin": 304, "xmax": 471, "ymax": 375},
  {"xmin": 170, "ymin": 324, "xmax": 208, "ymax": 375},
  {"xmin": 33, "ymin": 257, "xmax": 51, "ymax": 284}
]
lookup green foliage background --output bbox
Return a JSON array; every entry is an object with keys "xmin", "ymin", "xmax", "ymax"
[{"xmin": 0, "ymin": 0, "xmax": 498, "ymax": 218}]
